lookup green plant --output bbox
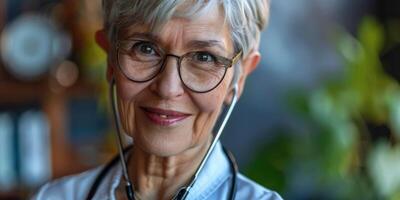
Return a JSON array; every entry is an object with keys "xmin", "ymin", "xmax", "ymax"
[{"xmin": 245, "ymin": 17, "xmax": 400, "ymax": 199}]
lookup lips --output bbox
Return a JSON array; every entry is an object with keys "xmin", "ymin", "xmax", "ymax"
[{"xmin": 141, "ymin": 107, "xmax": 191, "ymax": 126}]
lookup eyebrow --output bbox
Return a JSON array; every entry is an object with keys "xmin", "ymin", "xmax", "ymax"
[
  {"xmin": 124, "ymin": 32, "xmax": 227, "ymax": 52},
  {"xmin": 187, "ymin": 40, "xmax": 227, "ymax": 52},
  {"xmin": 124, "ymin": 32, "xmax": 161, "ymax": 42}
]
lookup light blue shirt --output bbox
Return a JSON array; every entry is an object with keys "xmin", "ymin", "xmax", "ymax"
[{"xmin": 32, "ymin": 142, "xmax": 283, "ymax": 199}]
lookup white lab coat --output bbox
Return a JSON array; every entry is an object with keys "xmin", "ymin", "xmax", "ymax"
[{"xmin": 32, "ymin": 142, "xmax": 282, "ymax": 200}]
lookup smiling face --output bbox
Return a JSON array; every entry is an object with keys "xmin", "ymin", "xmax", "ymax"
[{"xmin": 107, "ymin": 5, "xmax": 239, "ymax": 157}]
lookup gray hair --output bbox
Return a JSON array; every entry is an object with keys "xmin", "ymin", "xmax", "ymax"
[{"xmin": 102, "ymin": 0, "xmax": 270, "ymax": 85}]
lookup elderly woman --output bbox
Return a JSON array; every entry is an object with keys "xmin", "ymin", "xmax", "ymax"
[{"xmin": 33, "ymin": 0, "xmax": 282, "ymax": 199}]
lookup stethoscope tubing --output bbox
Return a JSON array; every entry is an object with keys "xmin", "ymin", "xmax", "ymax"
[
  {"xmin": 175, "ymin": 84, "xmax": 239, "ymax": 199},
  {"xmin": 86, "ymin": 80, "xmax": 239, "ymax": 200},
  {"xmin": 110, "ymin": 78, "xmax": 135, "ymax": 199},
  {"xmin": 86, "ymin": 145, "xmax": 238, "ymax": 200}
]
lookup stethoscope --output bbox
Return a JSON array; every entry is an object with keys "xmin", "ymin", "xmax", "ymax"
[{"xmin": 86, "ymin": 79, "xmax": 239, "ymax": 200}]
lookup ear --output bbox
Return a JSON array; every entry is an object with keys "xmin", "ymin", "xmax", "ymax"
[
  {"xmin": 224, "ymin": 50, "xmax": 261, "ymax": 104},
  {"xmin": 95, "ymin": 29, "xmax": 114, "ymax": 82},
  {"xmin": 95, "ymin": 29, "xmax": 110, "ymax": 52}
]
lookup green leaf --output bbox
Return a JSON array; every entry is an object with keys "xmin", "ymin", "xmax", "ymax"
[{"xmin": 359, "ymin": 16, "xmax": 384, "ymax": 54}]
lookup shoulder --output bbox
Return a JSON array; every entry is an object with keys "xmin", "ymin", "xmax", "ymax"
[
  {"xmin": 235, "ymin": 173, "xmax": 283, "ymax": 200},
  {"xmin": 31, "ymin": 166, "xmax": 103, "ymax": 200}
]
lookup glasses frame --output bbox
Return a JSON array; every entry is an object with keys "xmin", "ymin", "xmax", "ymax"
[{"xmin": 115, "ymin": 39, "xmax": 242, "ymax": 93}]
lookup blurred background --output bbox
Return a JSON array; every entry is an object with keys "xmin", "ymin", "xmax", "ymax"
[{"xmin": 0, "ymin": 0, "xmax": 399, "ymax": 199}]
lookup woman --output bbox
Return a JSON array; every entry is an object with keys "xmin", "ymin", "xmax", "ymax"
[{"xmin": 33, "ymin": 0, "xmax": 282, "ymax": 199}]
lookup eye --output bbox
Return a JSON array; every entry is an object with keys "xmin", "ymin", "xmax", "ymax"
[
  {"xmin": 194, "ymin": 52, "xmax": 216, "ymax": 62},
  {"xmin": 132, "ymin": 41, "xmax": 159, "ymax": 56}
]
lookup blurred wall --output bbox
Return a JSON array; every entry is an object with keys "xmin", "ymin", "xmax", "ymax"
[{"xmin": 223, "ymin": 0, "xmax": 373, "ymax": 166}]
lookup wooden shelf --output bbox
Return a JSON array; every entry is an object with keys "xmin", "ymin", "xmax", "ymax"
[
  {"xmin": 0, "ymin": 192, "xmax": 22, "ymax": 200},
  {"xmin": 0, "ymin": 78, "xmax": 102, "ymax": 182},
  {"xmin": 0, "ymin": 79, "xmax": 98, "ymax": 104},
  {"xmin": 0, "ymin": 0, "xmax": 107, "ymax": 198}
]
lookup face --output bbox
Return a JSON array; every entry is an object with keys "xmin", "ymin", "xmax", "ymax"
[{"xmin": 110, "ymin": 5, "xmax": 236, "ymax": 157}]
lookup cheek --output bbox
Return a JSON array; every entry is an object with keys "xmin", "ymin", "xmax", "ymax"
[
  {"xmin": 193, "ymin": 91, "xmax": 225, "ymax": 112},
  {"xmin": 117, "ymin": 97, "xmax": 135, "ymax": 137},
  {"xmin": 191, "ymin": 75, "xmax": 232, "ymax": 141},
  {"xmin": 115, "ymin": 77, "xmax": 150, "ymax": 136},
  {"xmin": 115, "ymin": 75, "xmax": 145, "ymax": 99},
  {"xmin": 193, "ymin": 70, "xmax": 233, "ymax": 111}
]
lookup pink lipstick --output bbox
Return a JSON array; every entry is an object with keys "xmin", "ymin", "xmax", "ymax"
[{"xmin": 141, "ymin": 107, "xmax": 191, "ymax": 126}]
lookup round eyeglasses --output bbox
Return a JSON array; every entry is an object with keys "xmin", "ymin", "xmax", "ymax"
[{"xmin": 115, "ymin": 39, "xmax": 242, "ymax": 93}]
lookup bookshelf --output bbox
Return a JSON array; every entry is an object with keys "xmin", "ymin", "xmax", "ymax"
[
  {"xmin": 0, "ymin": 75, "xmax": 106, "ymax": 199},
  {"xmin": 0, "ymin": 0, "xmax": 108, "ymax": 199}
]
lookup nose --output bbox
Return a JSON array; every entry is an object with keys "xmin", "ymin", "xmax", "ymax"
[{"xmin": 150, "ymin": 55, "xmax": 185, "ymax": 99}]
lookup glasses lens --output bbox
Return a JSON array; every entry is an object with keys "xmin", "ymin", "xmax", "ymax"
[
  {"xmin": 117, "ymin": 42, "xmax": 162, "ymax": 81},
  {"xmin": 180, "ymin": 52, "xmax": 226, "ymax": 92}
]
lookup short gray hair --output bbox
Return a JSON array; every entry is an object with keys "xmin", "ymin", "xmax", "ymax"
[{"xmin": 102, "ymin": 0, "xmax": 270, "ymax": 84}]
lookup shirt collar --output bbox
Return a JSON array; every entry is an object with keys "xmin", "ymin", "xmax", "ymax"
[
  {"xmin": 93, "ymin": 159, "xmax": 123, "ymax": 200},
  {"xmin": 186, "ymin": 141, "xmax": 231, "ymax": 200}
]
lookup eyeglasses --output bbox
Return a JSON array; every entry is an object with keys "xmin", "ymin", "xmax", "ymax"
[{"xmin": 115, "ymin": 39, "xmax": 242, "ymax": 93}]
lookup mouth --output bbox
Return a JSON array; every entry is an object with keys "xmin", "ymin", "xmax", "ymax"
[{"xmin": 141, "ymin": 107, "xmax": 191, "ymax": 126}]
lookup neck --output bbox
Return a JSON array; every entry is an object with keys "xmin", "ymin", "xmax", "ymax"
[{"xmin": 127, "ymin": 136, "xmax": 212, "ymax": 200}]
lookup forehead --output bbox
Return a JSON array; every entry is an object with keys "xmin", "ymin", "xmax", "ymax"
[
  {"xmin": 119, "ymin": 4, "xmax": 233, "ymax": 52},
  {"xmin": 116, "ymin": 0, "xmax": 223, "ymax": 32}
]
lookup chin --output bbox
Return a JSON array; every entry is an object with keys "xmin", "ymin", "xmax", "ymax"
[
  {"xmin": 136, "ymin": 129, "xmax": 195, "ymax": 157},
  {"xmin": 141, "ymin": 140, "xmax": 192, "ymax": 157}
]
